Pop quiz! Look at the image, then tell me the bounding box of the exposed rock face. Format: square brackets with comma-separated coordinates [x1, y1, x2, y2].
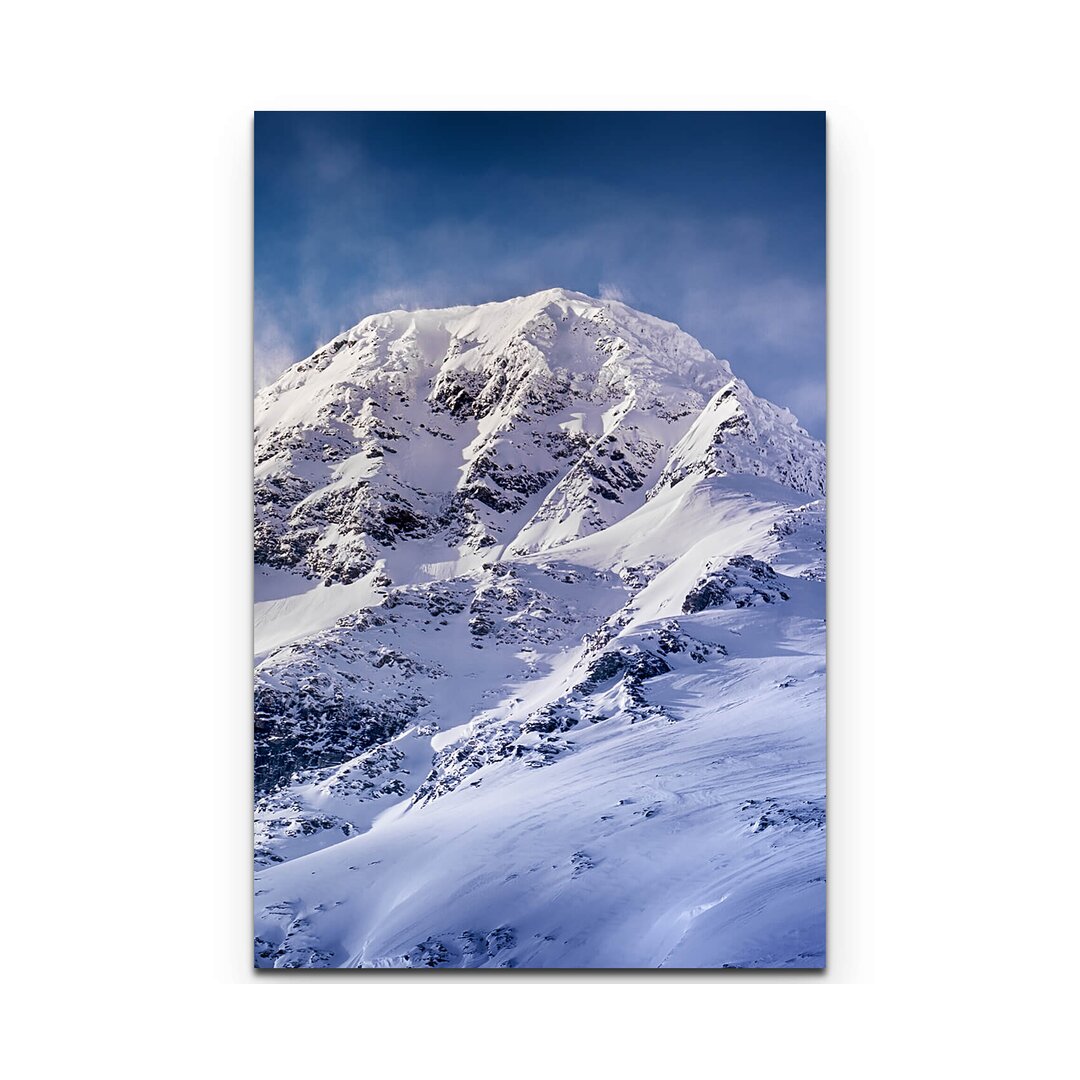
[682, 556, 791, 614]
[255, 288, 824, 585]
[253, 289, 826, 970]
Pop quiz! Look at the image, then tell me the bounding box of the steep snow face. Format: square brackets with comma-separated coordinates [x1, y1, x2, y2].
[253, 289, 826, 969]
[655, 379, 825, 499]
[255, 288, 823, 585]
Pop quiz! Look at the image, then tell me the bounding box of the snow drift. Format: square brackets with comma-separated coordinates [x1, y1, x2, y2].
[253, 288, 826, 969]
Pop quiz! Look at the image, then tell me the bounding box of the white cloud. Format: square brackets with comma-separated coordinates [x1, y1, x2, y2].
[254, 307, 302, 390]
[599, 282, 627, 302]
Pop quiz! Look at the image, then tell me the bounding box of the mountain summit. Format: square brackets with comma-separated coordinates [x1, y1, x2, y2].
[256, 288, 824, 587]
[254, 289, 826, 969]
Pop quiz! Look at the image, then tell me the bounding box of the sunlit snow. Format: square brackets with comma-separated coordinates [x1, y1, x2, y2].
[253, 288, 825, 969]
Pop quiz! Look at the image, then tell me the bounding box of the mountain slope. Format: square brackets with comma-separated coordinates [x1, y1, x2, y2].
[253, 288, 826, 969]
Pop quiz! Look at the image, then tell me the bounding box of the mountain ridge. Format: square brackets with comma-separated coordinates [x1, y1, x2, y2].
[255, 288, 823, 587]
[253, 288, 826, 969]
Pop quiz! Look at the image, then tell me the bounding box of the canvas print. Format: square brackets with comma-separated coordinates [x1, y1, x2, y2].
[254, 112, 826, 969]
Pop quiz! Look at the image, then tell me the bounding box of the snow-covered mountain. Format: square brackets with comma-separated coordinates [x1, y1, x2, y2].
[253, 288, 826, 969]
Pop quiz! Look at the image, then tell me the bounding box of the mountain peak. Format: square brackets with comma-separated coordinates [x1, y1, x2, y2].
[258, 288, 737, 420]
[255, 290, 823, 590]
[253, 288, 827, 968]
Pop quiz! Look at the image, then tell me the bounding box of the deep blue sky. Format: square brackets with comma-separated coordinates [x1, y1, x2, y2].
[255, 112, 825, 435]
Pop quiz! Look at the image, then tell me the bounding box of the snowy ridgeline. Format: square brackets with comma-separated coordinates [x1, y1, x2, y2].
[253, 288, 826, 969]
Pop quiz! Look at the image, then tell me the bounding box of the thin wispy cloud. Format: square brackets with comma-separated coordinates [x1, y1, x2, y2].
[255, 113, 825, 434]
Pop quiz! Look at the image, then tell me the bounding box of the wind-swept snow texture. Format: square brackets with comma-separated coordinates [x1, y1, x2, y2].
[254, 289, 825, 969]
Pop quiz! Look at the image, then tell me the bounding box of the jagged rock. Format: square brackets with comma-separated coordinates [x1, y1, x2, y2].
[252, 289, 826, 970]
[682, 556, 791, 614]
[577, 646, 670, 693]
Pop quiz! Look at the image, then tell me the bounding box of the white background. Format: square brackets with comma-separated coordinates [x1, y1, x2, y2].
[2, 0, 1077, 1073]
